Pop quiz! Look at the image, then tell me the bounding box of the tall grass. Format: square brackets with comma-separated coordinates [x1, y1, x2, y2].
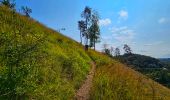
[1, 5, 170, 100]
[0, 6, 91, 99]
[88, 50, 170, 100]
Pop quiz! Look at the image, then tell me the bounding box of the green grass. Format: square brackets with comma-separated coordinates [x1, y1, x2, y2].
[88, 51, 170, 100]
[1, 5, 170, 100]
[0, 6, 91, 99]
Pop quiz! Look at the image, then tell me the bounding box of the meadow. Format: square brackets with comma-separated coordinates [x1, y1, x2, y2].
[1, 5, 170, 100]
[88, 51, 170, 100]
[0, 6, 91, 99]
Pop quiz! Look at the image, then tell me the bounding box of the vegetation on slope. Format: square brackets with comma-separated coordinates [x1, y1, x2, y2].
[88, 51, 170, 100]
[0, 6, 91, 99]
[160, 58, 170, 70]
[1, 5, 170, 100]
[115, 54, 170, 88]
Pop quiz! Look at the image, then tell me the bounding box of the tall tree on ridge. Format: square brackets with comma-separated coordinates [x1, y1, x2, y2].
[110, 46, 114, 55]
[21, 6, 32, 17]
[88, 11, 100, 50]
[115, 47, 120, 56]
[78, 20, 86, 44]
[123, 44, 132, 54]
[81, 6, 92, 50]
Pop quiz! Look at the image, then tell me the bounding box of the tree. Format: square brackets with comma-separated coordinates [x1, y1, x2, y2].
[78, 20, 86, 44]
[0, 0, 15, 9]
[102, 43, 111, 56]
[104, 48, 111, 56]
[21, 6, 32, 17]
[110, 46, 114, 55]
[81, 6, 92, 50]
[103, 43, 108, 50]
[123, 44, 132, 54]
[115, 48, 120, 56]
[79, 6, 100, 50]
[88, 11, 100, 50]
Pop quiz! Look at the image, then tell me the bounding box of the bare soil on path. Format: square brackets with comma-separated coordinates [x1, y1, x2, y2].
[75, 62, 96, 100]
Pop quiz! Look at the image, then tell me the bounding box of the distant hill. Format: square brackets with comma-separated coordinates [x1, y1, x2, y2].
[115, 54, 170, 88]
[117, 54, 164, 69]
[159, 58, 170, 70]
[159, 58, 170, 63]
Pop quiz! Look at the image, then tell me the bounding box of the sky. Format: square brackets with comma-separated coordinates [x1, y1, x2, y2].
[15, 0, 170, 58]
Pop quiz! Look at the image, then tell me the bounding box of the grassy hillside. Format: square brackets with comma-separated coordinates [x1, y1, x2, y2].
[0, 6, 91, 99]
[1, 5, 170, 100]
[88, 51, 170, 100]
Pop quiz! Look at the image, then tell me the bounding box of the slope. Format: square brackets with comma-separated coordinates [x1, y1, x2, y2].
[1, 5, 170, 100]
[0, 6, 91, 99]
[88, 51, 170, 100]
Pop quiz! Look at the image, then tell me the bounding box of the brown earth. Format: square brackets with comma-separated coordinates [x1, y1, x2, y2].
[75, 62, 96, 100]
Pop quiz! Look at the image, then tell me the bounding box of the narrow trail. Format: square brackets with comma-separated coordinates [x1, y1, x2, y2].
[75, 62, 96, 100]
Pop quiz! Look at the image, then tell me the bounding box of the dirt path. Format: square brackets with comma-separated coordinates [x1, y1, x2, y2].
[75, 62, 96, 100]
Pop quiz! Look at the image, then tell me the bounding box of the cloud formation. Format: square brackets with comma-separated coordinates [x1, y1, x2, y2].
[139, 50, 148, 53]
[110, 26, 135, 43]
[158, 17, 169, 24]
[144, 44, 153, 46]
[144, 41, 164, 47]
[99, 18, 111, 26]
[118, 10, 128, 20]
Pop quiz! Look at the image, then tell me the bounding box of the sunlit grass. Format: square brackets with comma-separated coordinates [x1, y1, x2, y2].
[1, 5, 170, 100]
[88, 50, 170, 100]
[0, 6, 91, 99]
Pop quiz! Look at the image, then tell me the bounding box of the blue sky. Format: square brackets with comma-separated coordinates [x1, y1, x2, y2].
[15, 0, 170, 58]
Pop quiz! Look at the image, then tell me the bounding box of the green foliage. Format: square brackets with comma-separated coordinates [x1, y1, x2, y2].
[0, 0, 15, 9]
[160, 58, 170, 70]
[103, 48, 112, 57]
[115, 53, 170, 88]
[21, 6, 32, 17]
[79, 6, 100, 49]
[88, 11, 100, 49]
[123, 44, 132, 54]
[78, 20, 86, 44]
[80, 6, 92, 46]
[0, 6, 91, 99]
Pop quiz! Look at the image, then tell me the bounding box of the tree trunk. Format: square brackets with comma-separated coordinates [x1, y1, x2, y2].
[85, 45, 88, 51]
[80, 31, 82, 44]
[84, 36, 88, 51]
[94, 39, 95, 50]
[86, 19, 88, 46]
[85, 18, 88, 50]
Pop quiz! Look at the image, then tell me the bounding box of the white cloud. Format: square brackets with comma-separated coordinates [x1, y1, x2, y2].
[102, 36, 112, 40]
[144, 44, 153, 46]
[158, 17, 169, 24]
[99, 18, 111, 26]
[144, 41, 164, 47]
[139, 50, 148, 53]
[118, 10, 128, 20]
[110, 26, 135, 43]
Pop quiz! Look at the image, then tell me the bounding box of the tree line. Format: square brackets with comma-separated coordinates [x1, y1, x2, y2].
[103, 44, 132, 57]
[0, 0, 32, 17]
[78, 6, 100, 50]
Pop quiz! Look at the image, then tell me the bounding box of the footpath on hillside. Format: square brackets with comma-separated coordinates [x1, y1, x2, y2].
[75, 62, 96, 100]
